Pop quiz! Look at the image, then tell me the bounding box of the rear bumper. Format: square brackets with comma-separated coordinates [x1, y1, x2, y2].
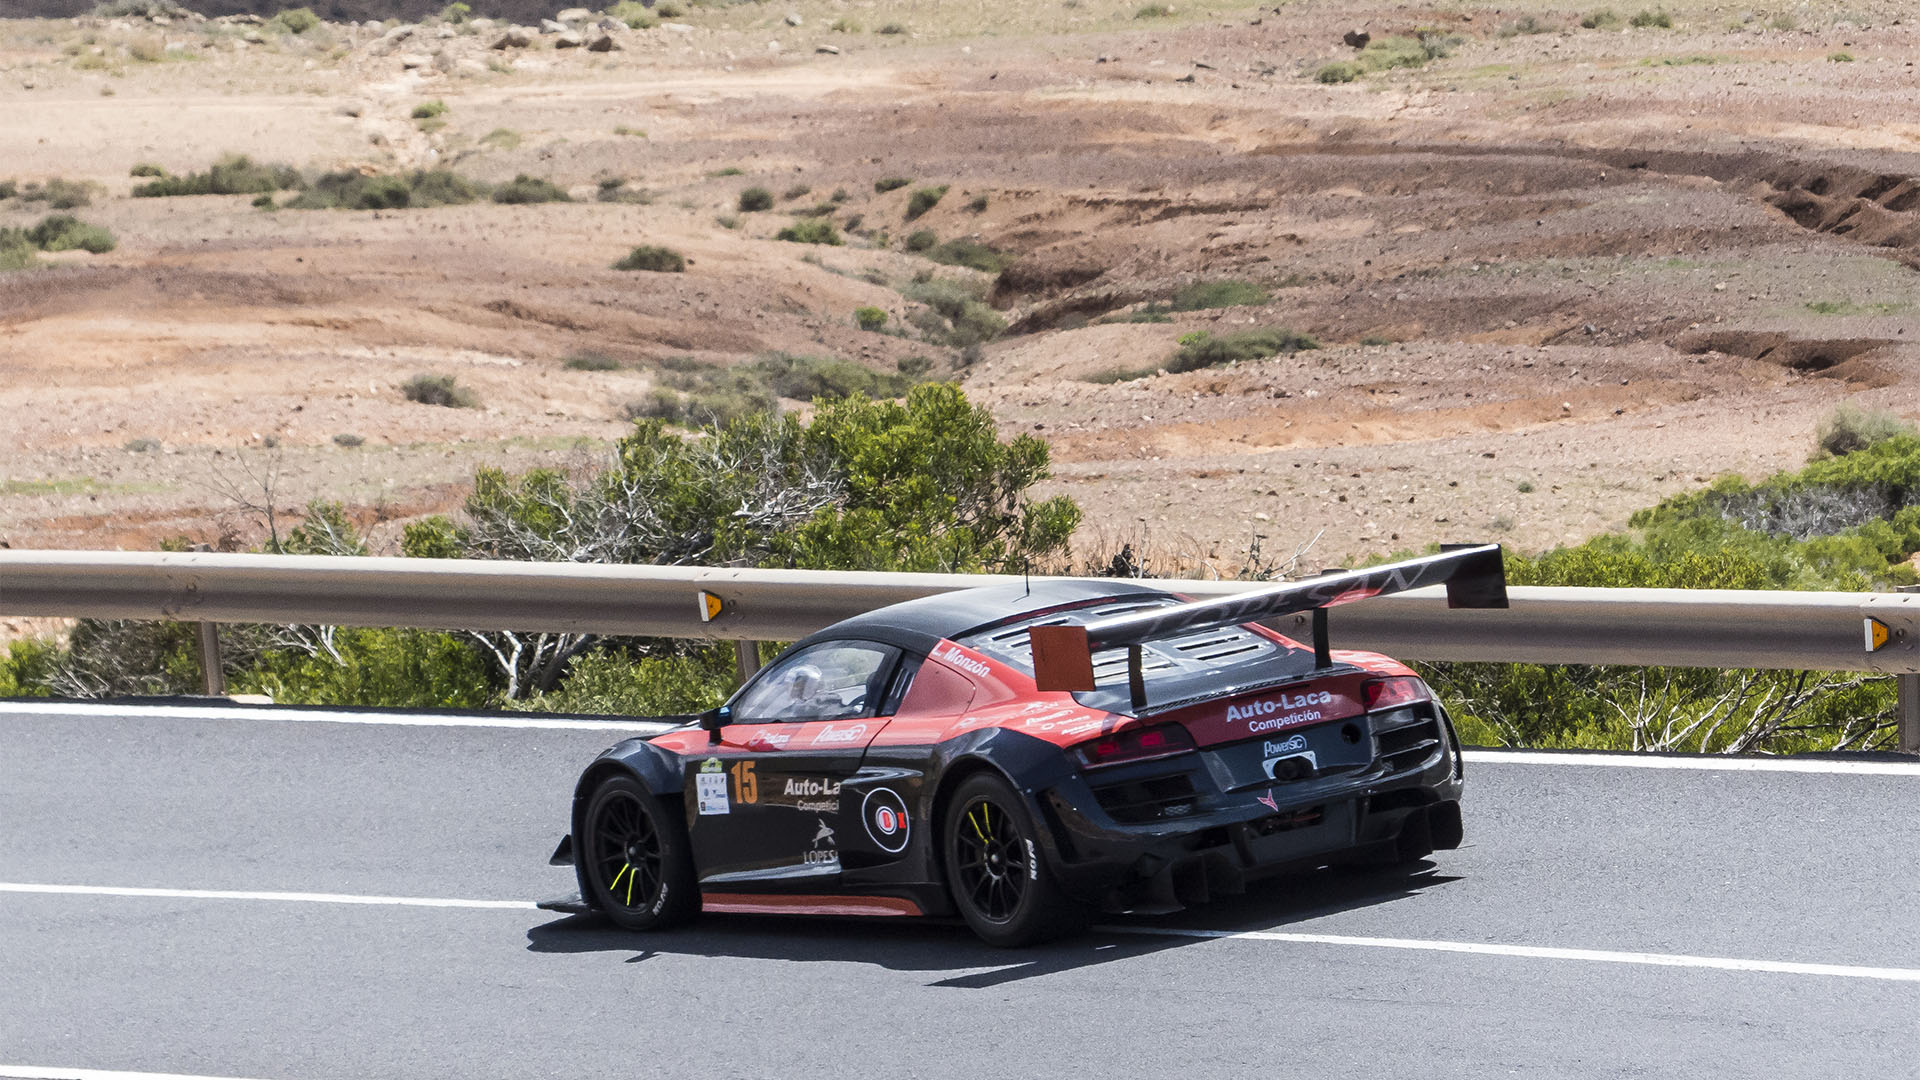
[1035, 734, 1463, 914]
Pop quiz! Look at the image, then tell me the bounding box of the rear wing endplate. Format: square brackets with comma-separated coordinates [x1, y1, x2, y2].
[1030, 543, 1507, 706]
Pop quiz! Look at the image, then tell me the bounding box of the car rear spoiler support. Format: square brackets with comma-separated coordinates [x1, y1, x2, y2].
[1030, 543, 1508, 709]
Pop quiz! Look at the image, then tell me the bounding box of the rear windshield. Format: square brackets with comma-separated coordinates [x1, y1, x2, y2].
[956, 594, 1318, 708]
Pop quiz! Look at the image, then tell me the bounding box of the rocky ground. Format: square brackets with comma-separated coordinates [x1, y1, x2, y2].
[5, 0, 1920, 606]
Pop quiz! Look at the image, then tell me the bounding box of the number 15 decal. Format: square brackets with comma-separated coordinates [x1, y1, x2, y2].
[730, 760, 758, 804]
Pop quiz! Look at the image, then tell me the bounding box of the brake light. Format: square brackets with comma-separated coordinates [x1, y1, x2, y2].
[1070, 723, 1196, 769]
[1363, 676, 1430, 711]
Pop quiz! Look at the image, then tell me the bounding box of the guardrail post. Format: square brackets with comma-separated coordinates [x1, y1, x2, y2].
[1901, 675, 1920, 754]
[194, 622, 225, 696]
[734, 640, 762, 685]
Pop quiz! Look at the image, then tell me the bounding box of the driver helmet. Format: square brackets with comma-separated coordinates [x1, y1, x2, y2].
[787, 664, 822, 701]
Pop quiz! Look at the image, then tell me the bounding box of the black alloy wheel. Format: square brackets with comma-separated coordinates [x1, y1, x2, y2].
[942, 772, 1086, 947]
[579, 773, 697, 931]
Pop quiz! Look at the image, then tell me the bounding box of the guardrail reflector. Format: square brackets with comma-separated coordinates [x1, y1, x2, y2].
[698, 590, 724, 623]
[1867, 616, 1891, 652]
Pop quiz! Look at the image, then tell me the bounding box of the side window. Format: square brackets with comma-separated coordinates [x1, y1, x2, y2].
[877, 654, 925, 717]
[732, 641, 902, 723]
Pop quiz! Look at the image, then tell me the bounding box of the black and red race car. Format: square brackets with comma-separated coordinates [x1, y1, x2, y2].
[541, 544, 1506, 946]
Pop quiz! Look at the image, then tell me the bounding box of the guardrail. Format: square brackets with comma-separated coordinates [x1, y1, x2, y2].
[4, 550, 1919, 750]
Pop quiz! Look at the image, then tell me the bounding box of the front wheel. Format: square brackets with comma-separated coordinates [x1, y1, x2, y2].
[942, 772, 1086, 947]
[578, 773, 698, 931]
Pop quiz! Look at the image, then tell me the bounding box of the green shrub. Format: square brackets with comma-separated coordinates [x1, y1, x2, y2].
[332, 433, 365, 447]
[27, 214, 115, 253]
[239, 627, 492, 708]
[792, 201, 838, 218]
[411, 99, 448, 119]
[1498, 14, 1555, 35]
[926, 237, 1011, 273]
[903, 278, 1004, 347]
[905, 184, 948, 220]
[1168, 327, 1318, 372]
[1814, 404, 1914, 458]
[128, 163, 165, 178]
[1580, 8, 1621, 27]
[409, 169, 482, 206]
[716, 214, 741, 229]
[776, 219, 843, 245]
[874, 176, 913, 193]
[1315, 61, 1360, 83]
[1630, 8, 1672, 27]
[0, 233, 37, 272]
[1134, 2, 1172, 15]
[876, 22, 906, 34]
[504, 648, 736, 716]
[564, 351, 621, 371]
[1828, 51, 1855, 62]
[967, 194, 989, 213]
[783, 184, 811, 200]
[480, 128, 522, 149]
[0, 180, 16, 200]
[738, 186, 774, 211]
[708, 166, 745, 178]
[0, 637, 61, 697]
[855, 306, 889, 331]
[401, 373, 478, 408]
[269, 6, 321, 33]
[440, 1, 472, 22]
[613, 245, 687, 272]
[898, 355, 934, 377]
[252, 194, 276, 209]
[751, 352, 912, 401]
[491, 174, 571, 204]
[606, 0, 656, 28]
[904, 229, 938, 252]
[1169, 279, 1269, 311]
[21, 178, 96, 209]
[132, 154, 302, 197]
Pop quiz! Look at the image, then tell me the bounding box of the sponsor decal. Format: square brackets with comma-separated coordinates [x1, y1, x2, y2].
[1262, 733, 1318, 777]
[862, 787, 911, 854]
[747, 731, 792, 752]
[729, 760, 759, 803]
[1227, 691, 1333, 724]
[937, 645, 993, 678]
[813, 723, 868, 746]
[699, 757, 723, 773]
[1255, 789, 1279, 813]
[1249, 710, 1321, 734]
[695, 767, 730, 816]
[1024, 837, 1038, 881]
[795, 798, 838, 813]
[1059, 720, 1105, 738]
[784, 777, 843, 797]
[651, 882, 669, 915]
[804, 817, 839, 866]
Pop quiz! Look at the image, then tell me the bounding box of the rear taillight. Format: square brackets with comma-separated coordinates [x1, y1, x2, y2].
[1070, 723, 1196, 769]
[1363, 676, 1430, 711]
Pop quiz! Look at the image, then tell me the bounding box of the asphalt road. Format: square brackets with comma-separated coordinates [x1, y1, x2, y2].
[3, 701, 1918, 1080]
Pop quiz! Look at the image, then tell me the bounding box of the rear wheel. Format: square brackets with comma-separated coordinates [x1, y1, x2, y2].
[942, 772, 1085, 947]
[578, 773, 698, 931]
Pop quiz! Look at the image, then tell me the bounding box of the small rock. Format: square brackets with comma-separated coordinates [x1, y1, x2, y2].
[1096, 54, 1112, 62]
[242, 29, 266, 43]
[469, 18, 493, 29]
[1253, 512, 1271, 522]
[815, 43, 839, 53]
[381, 23, 415, 41]
[540, 18, 567, 33]
[398, 51, 434, 68]
[362, 20, 381, 29]
[555, 7, 593, 22]
[785, 10, 803, 25]
[1343, 28, 1370, 47]
[587, 32, 618, 50]
[596, 17, 623, 30]
[662, 22, 693, 33]
[1175, 72, 1195, 82]
[435, 25, 455, 38]
[766, 39, 781, 50]
[491, 28, 531, 47]
[554, 30, 584, 47]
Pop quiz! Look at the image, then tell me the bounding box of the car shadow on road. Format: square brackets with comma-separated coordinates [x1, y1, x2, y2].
[525, 861, 1458, 988]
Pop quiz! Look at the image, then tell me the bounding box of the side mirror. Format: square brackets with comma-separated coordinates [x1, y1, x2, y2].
[699, 705, 731, 744]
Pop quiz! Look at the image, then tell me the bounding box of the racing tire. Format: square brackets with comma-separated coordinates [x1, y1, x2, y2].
[578, 773, 698, 931]
[941, 772, 1086, 948]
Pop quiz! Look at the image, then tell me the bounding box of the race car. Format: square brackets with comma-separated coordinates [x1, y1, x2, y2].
[540, 544, 1506, 946]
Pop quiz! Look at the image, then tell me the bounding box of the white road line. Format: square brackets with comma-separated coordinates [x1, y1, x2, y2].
[1463, 749, 1920, 776]
[0, 1060, 278, 1068]
[0, 700, 671, 734]
[8, 880, 1918, 984]
[1, 701, 1914, 774]
[1097, 925, 1920, 983]
[0, 882, 536, 910]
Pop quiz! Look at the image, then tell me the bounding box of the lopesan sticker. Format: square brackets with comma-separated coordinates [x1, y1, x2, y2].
[804, 817, 839, 866]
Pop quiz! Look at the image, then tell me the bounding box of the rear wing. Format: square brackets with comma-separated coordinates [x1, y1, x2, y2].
[1030, 543, 1507, 708]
